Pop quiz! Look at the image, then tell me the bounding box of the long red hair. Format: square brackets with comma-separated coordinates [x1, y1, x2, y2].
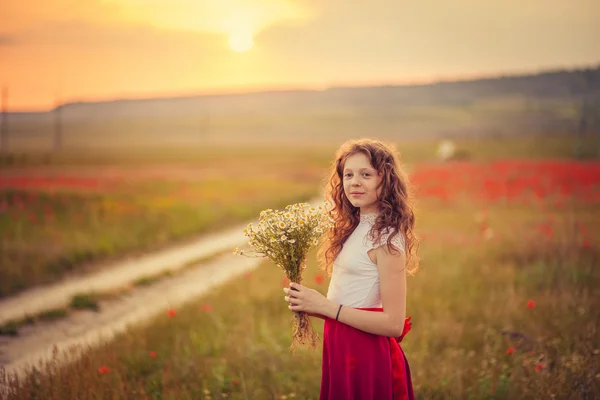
[319, 138, 420, 275]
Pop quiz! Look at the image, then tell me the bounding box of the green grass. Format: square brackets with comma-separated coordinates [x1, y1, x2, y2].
[2, 194, 599, 399]
[69, 293, 100, 311]
[1, 134, 599, 397]
[0, 149, 327, 298]
[37, 308, 69, 321]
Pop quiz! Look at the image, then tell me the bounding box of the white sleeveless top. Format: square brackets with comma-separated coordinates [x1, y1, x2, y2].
[326, 213, 405, 308]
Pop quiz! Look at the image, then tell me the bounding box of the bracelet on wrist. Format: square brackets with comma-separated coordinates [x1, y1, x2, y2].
[335, 304, 342, 321]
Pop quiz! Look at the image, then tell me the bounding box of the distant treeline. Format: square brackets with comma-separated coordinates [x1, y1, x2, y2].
[2, 66, 599, 149]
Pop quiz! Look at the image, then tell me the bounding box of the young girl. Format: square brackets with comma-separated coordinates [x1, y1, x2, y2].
[283, 138, 418, 400]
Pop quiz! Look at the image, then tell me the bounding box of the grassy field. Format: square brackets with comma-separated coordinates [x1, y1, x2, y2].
[2, 134, 597, 298]
[0, 148, 331, 298]
[1, 134, 599, 399]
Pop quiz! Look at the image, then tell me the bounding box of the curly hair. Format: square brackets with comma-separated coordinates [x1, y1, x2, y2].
[319, 138, 420, 275]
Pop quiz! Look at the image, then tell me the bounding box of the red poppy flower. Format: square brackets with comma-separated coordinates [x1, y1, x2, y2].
[202, 304, 213, 312]
[314, 274, 325, 285]
[232, 379, 240, 386]
[149, 351, 157, 358]
[281, 276, 290, 287]
[506, 347, 515, 355]
[527, 300, 535, 309]
[167, 308, 177, 317]
[98, 365, 110, 374]
[535, 363, 545, 372]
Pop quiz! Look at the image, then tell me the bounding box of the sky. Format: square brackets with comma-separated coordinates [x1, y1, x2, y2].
[1, 0, 599, 110]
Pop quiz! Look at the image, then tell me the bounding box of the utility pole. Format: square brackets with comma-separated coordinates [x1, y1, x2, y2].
[575, 68, 600, 158]
[1, 85, 7, 153]
[53, 93, 62, 152]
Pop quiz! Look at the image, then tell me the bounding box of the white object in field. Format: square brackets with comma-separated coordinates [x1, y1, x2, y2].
[437, 139, 456, 161]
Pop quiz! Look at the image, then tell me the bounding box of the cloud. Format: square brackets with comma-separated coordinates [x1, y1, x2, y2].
[0, 35, 17, 46]
[5, 21, 225, 53]
[0, 0, 315, 40]
[113, 0, 314, 35]
[255, 0, 600, 81]
[0, 0, 121, 32]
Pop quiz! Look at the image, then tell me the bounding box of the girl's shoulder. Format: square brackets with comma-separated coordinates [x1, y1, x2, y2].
[366, 226, 405, 253]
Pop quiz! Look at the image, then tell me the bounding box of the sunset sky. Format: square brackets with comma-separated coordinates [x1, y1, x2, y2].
[1, 0, 599, 110]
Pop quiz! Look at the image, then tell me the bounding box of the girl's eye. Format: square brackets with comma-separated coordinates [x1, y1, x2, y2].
[344, 173, 352, 178]
[362, 173, 370, 177]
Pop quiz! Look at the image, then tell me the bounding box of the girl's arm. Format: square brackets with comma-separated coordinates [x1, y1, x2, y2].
[317, 245, 407, 337]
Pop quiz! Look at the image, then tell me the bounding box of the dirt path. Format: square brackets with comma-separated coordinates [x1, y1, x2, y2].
[0, 196, 325, 381]
[0, 222, 248, 326]
[0, 252, 262, 380]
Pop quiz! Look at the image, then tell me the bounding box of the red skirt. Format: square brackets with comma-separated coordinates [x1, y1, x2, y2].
[320, 308, 414, 400]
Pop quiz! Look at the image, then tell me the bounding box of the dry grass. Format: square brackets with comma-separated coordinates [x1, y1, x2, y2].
[2, 195, 598, 399]
[0, 149, 329, 297]
[1, 135, 599, 398]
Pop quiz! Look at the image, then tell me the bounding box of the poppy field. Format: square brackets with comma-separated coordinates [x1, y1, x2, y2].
[0, 149, 330, 298]
[1, 136, 599, 399]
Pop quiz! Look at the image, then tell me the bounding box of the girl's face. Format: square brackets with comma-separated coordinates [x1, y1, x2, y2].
[342, 152, 382, 214]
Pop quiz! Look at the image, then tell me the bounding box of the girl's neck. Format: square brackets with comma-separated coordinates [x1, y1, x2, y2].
[359, 210, 379, 224]
[359, 207, 379, 216]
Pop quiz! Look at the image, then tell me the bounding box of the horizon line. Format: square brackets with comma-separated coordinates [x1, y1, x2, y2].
[4, 62, 599, 113]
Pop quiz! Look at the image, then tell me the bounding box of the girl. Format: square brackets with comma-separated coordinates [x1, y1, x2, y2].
[283, 138, 418, 400]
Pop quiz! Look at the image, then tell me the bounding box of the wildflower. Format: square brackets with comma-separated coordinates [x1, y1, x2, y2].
[527, 299, 535, 309]
[482, 227, 494, 240]
[233, 247, 238, 254]
[167, 308, 177, 317]
[535, 363, 545, 372]
[202, 304, 213, 312]
[506, 347, 515, 355]
[314, 274, 324, 285]
[149, 351, 157, 358]
[237, 202, 334, 348]
[98, 365, 111, 374]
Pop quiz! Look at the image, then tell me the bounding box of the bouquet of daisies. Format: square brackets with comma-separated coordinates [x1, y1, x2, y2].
[236, 202, 333, 350]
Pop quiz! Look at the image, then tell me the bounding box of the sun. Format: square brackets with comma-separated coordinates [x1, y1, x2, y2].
[228, 32, 254, 53]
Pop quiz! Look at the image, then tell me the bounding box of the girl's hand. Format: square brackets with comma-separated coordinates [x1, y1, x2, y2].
[283, 282, 331, 319]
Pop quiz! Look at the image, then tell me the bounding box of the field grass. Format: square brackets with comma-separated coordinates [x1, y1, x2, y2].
[0, 149, 330, 298]
[2, 95, 588, 151]
[1, 133, 599, 398]
[1, 195, 598, 399]
[1, 133, 598, 297]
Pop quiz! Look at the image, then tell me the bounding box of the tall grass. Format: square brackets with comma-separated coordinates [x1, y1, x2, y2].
[0, 150, 328, 297]
[2, 197, 598, 399]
